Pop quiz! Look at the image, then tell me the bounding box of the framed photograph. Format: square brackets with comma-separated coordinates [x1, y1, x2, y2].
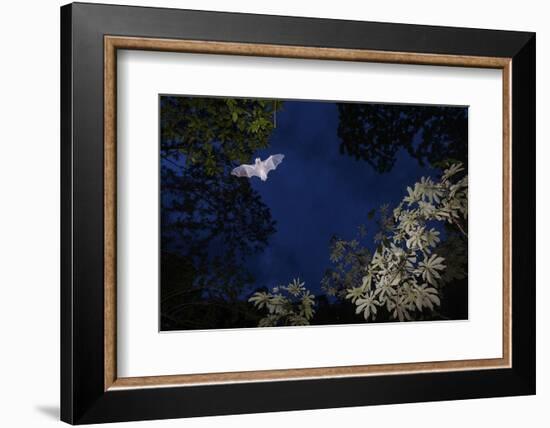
[60, 2, 535, 424]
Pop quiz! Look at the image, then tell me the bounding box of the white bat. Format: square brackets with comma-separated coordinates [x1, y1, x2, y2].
[231, 154, 285, 181]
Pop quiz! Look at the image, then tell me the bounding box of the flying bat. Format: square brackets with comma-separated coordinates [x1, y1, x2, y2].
[231, 154, 285, 182]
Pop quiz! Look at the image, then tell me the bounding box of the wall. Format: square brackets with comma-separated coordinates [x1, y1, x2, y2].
[0, 0, 545, 426]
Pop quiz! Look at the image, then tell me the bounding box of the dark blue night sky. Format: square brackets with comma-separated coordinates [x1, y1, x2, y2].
[244, 101, 434, 295]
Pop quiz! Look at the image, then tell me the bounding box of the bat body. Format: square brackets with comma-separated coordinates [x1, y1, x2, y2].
[231, 154, 285, 181]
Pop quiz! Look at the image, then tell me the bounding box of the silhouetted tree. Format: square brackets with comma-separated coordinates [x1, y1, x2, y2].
[160, 96, 280, 330]
[337, 103, 467, 173]
[161, 96, 281, 175]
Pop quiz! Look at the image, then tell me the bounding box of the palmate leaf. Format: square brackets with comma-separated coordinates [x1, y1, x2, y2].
[267, 294, 288, 314]
[346, 286, 364, 304]
[386, 296, 413, 322]
[258, 314, 278, 327]
[403, 186, 419, 205]
[443, 163, 464, 180]
[286, 277, 305, 296]
[248, 291, 271, 310]
[417, 177, 444, 204]
[300, 291, 316, 319]
[374, 280, 396, 303]
[418, 254, 446, 286]
[287, 314, 310, 326]
[424, 228, 441, 248]
[355, 293, 379, 321]
[412, 284, 441, 311]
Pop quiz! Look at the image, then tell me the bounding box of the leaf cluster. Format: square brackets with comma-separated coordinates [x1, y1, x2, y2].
[321, 226, 370, 300]
[337, 104, 467, 173]
[161, 97, 281, 176]
[347, 163, 468, 322]
[249, 278, 316, 327]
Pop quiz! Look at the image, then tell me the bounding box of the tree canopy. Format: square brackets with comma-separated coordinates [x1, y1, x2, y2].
[161, 96, 281, 175]
[160, 96, 280, 330]
[337, 103, 468, 173]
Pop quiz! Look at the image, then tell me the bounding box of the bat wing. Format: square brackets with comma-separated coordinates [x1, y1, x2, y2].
[231, 164, 258, 178]
[264, 154, 285, 173]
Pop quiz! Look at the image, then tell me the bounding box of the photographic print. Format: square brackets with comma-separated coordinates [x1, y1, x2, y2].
[160, 95, 468, 331]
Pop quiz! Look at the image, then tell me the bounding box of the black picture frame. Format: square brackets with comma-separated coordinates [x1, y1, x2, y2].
[61, 2, 535, 424]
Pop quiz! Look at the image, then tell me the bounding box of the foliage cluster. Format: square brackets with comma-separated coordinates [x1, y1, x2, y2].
[160, 97, 281, 330]
[161, 97, 281, 176]
[249, 278, 316, 326]
[345, 163, 468, 321]
[337, 104, 467, 173]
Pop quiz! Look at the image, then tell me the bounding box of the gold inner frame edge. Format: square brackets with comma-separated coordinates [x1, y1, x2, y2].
[104, 35, 512, 391]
